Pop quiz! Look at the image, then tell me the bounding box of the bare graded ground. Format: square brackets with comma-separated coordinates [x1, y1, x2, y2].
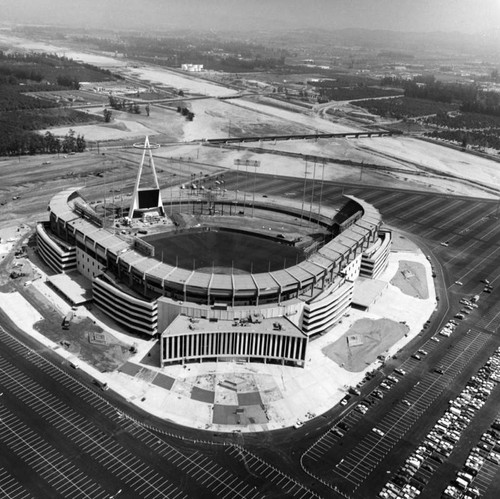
[322, 318, 409, 372]
[390, 260, 429, 299]
[390, 232, 421, 252]
[0, 146, 229, 230]
[0, 245, 132, 373]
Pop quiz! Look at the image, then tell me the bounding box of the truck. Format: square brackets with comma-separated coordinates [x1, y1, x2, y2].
[62, 311, 74, 329]
[471, 294, 480, 303]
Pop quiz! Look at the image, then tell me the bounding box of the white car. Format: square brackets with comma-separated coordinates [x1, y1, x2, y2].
[455, 281, 463, 286]
[373, 428, 385, 436]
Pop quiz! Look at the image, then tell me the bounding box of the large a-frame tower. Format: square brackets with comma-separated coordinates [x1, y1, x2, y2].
[128, 136, 165, 218]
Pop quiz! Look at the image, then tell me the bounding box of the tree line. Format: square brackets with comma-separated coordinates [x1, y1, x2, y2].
[380, 74, 500, 116]
[108, 96, 141, 114]
[0, 129, 85, 157]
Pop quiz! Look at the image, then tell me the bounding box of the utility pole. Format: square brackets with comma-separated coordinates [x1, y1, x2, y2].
[170, 175, 173, 216]
[252, 162, 259, 217]
[318, 160, 325, 225]
[234, 159, 260, 215]
[309, 158, 317, 221]
[300, 158, 309, 224]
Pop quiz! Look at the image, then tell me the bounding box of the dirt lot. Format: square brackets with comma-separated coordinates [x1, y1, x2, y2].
[322, 317, 409, 372]
[390, 260, 429, 299]
[0, 228, 132, 372]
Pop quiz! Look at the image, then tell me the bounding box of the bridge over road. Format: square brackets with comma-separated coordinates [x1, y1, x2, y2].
[200, 130, 403, 145]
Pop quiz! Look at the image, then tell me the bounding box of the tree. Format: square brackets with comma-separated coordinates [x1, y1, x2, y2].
[103, 109, 112, 123]
[76, 134, 86, 152]
[56, 75, 80, 89]
[44, 131, 60, 153]
[62, 129, 76, 153]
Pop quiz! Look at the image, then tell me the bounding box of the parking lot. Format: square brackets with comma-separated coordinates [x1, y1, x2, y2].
[0, 325, 301, 498]
[221, 172, 500, 497]
[379, 345, 500, 499]
[225, 446, 318, 499]
[0, 467, 32, 499]
[302, 330, 491, 492]
[0, 404, 109, 499]
[0, 352, 186, 499]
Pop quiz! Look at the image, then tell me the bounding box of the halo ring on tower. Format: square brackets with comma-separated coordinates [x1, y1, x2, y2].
[132, 141, 160, 150]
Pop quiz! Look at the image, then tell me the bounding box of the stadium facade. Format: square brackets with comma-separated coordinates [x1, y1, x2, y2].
[37, 186, 391, 368]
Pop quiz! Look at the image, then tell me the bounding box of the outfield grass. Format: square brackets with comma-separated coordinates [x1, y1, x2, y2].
[144, 229, 304, 273]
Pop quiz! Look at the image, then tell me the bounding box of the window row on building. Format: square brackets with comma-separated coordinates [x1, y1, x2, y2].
[302, 279, 355, 336]
[92, 275, 158, 335]
[36, 223, 77, 273]
[360, 230, 392, 279]
[161, 329, 307, 366]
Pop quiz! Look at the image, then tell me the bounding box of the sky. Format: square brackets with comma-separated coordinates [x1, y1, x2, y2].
[0, 0, 498, 34]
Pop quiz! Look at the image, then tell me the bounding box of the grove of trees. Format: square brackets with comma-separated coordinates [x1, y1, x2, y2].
[108, 96, 141, 114]
[176, 105, 194, 121]
[0, 129, 86, 157]
[380, 75, 500, 116]
[0, 51, 118, 157]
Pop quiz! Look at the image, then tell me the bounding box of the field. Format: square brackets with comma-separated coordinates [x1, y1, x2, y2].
[143, 229, 304, 273]
[354, 96, 457, 118]
[24, 89, 110, 106]
[0, 107, 102, 131]
[314, 85, 403, 102]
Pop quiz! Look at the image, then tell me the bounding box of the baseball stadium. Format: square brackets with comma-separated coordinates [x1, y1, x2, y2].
[36, 139, 392, 370]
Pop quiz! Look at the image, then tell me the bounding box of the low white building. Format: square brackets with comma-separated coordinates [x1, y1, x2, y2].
[181, 64, 204, 72]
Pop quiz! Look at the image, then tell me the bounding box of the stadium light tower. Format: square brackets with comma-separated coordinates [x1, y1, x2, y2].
[317, 159, 326, 225]
[309, 158, 317, 221]
[234, 159, 260, 214]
